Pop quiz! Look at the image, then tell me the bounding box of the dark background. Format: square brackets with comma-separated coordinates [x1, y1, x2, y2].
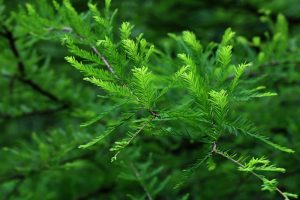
[1, 0, 300, 199]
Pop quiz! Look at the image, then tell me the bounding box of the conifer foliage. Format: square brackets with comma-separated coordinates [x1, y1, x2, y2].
[0, 0, 299, 199]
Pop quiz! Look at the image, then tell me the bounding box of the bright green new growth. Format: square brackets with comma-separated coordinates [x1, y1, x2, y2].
[132, 66, 157, 109]
[1, 0, 298, 199]
[217, 45, 232, 67]
[53, 1, 295, 198]
[182, 31, 202, 53]
[239, 157, 285, 173]
[209, 89, 228, 122]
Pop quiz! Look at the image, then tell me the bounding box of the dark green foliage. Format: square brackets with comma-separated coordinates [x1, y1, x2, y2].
[0, 0, 300, 199]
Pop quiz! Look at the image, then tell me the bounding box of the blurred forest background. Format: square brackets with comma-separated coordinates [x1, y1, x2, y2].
[0, 0, 300, 199]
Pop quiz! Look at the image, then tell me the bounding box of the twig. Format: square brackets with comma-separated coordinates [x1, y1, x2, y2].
[2, 73, 63, 103]
[129, 162, 153, 200]
[0, 104, 69, 121]
[128, 120, 151, 144]
[1, 27, 25, 76]
[18, 77, 62, 102]
[1, 28, 67, 104]
[91, 45, 116, 76]
[47, 26, 117, 77]
[212, 142, 290, 200]
[112, 117, 153, 161]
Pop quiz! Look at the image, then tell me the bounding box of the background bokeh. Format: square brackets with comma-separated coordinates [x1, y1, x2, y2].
[0, 0, 299, 199]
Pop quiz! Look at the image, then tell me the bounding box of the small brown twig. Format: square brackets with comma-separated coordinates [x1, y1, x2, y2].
[91, 45, 116, 76]
[212, 142, 290, 200]
[129, 162, 153, 200]
[47, 26, 117, 77]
